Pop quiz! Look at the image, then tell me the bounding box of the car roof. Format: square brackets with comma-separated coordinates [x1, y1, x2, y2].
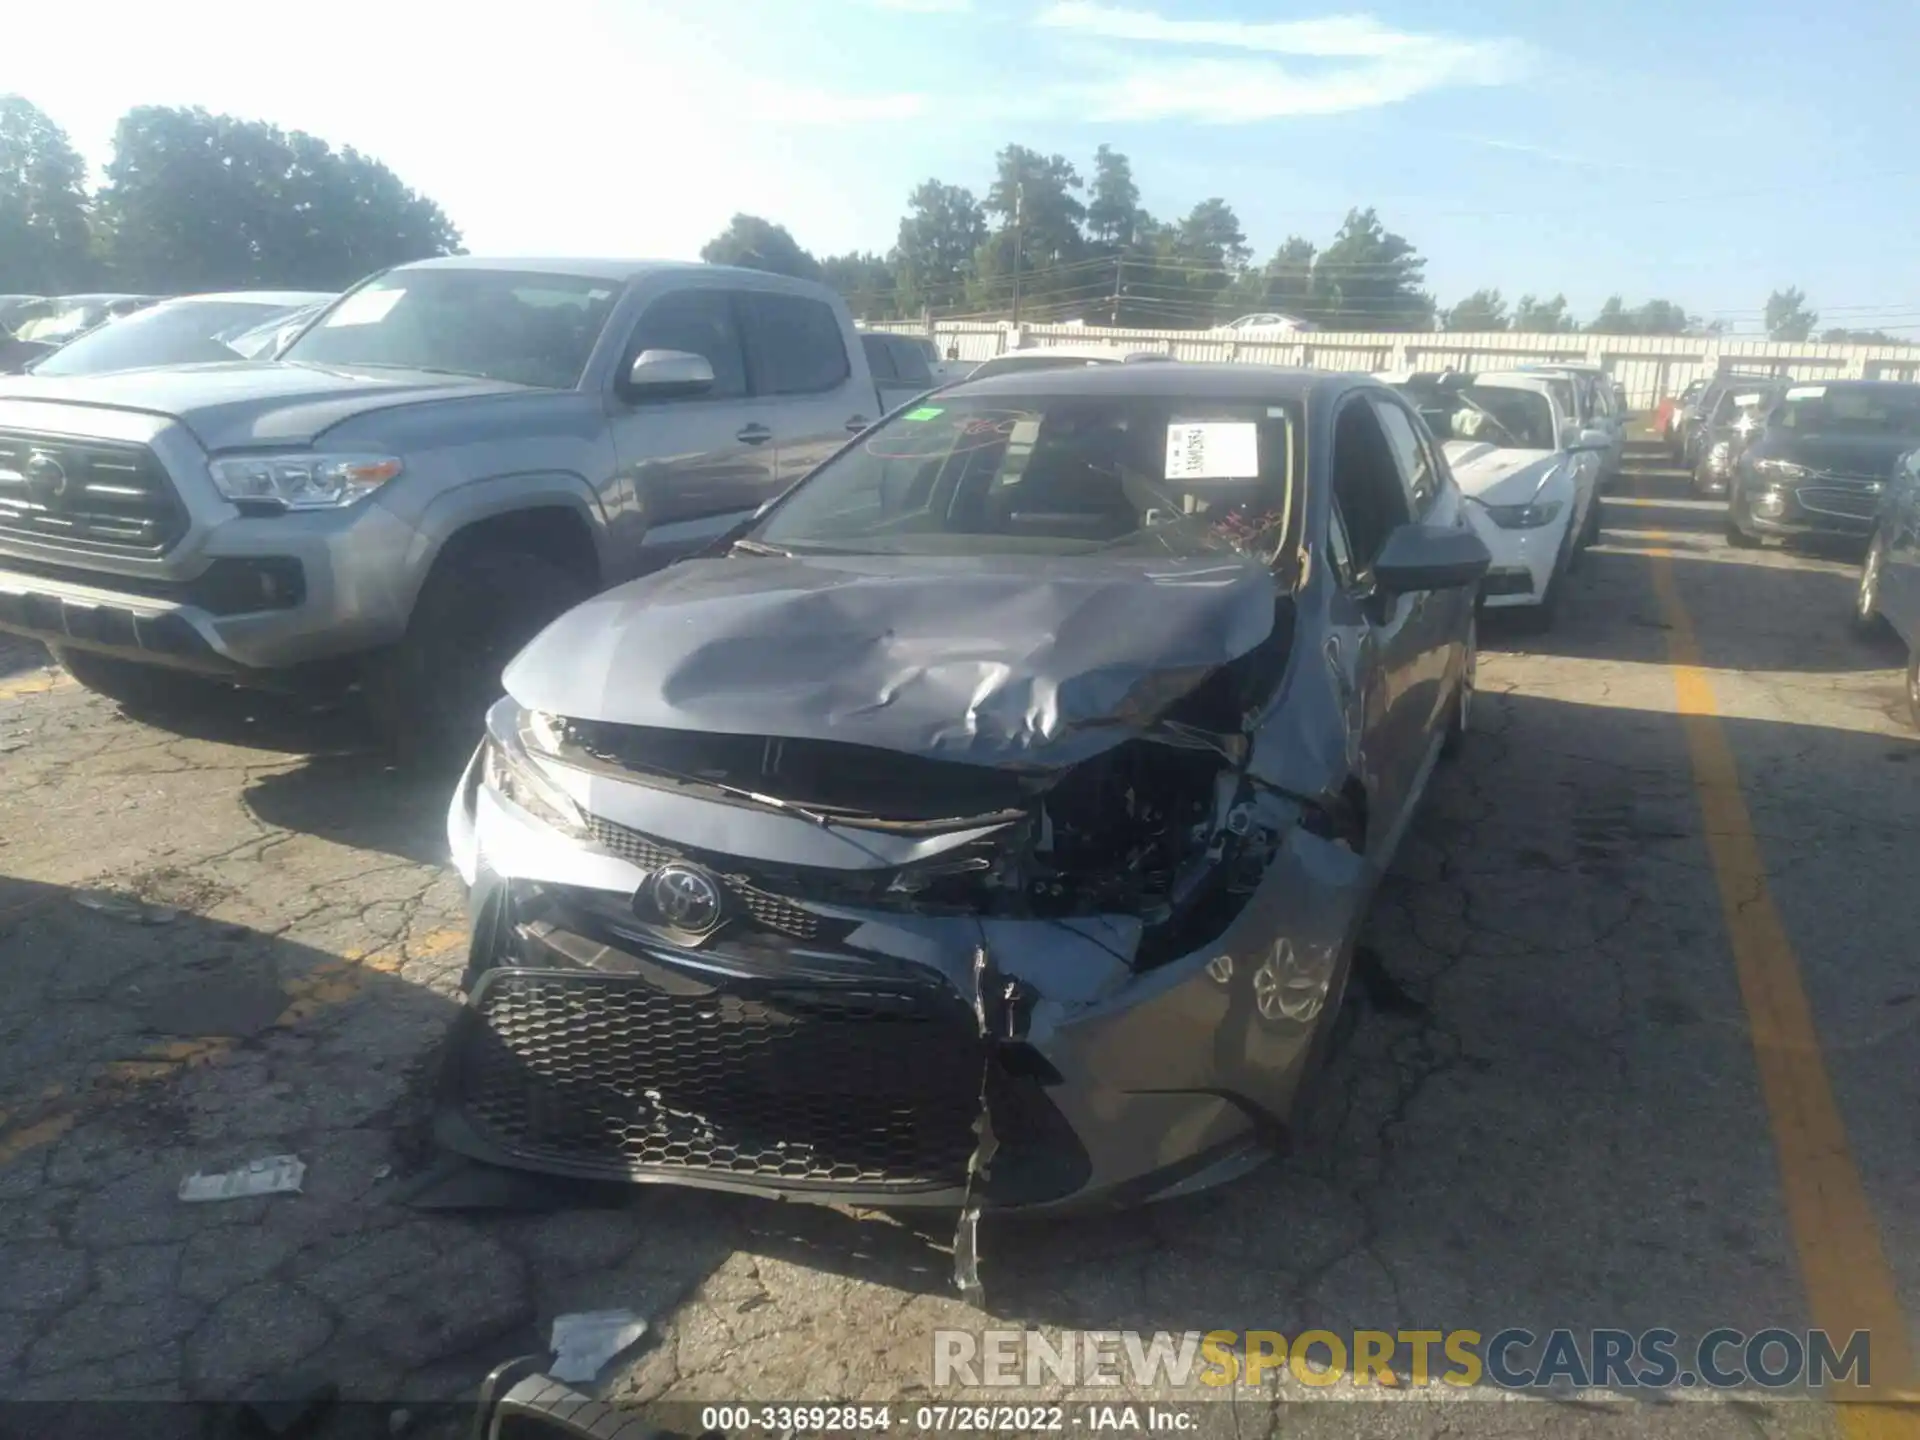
[950, 361, 1343, 403]
[155, 291, 337, 309]
[1469, 372, 1559, 395]
[988, 343, 1171, 361]
[390, 255, 790, 287]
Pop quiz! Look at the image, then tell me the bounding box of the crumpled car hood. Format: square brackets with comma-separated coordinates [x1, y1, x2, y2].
[1442, 441, 1562, 504]
[504, 550, 1282, 768]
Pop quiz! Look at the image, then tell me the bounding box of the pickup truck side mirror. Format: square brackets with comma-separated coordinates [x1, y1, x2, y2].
[624, 348, 714, 399]
[1372, 522, 1492, 596]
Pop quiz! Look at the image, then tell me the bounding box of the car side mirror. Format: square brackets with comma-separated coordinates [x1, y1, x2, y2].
[624, 348, 713, 398]
[1372, 523, 1491, 595]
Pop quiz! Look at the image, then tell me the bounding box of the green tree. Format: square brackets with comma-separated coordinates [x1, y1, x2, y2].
[1240, 237, 1317, 320]
[1312, 208, 1432, 331]
[974, 145, 1086, 316]
[1512, 293, 1577, 332]
[1085, 144, 1141, 251]
[1820, 327, 1903, 344]
[1166, 198, 1249, 324]
[1587, 296, 1693, 336]
[98, 107, 459, 291]
[1443, 289, 1509, 331]
[1764, 286, 1818, 341]
[819, 251, 897, 320]
[0, 95, 94, 293]
[892, 180, 984, 314]
[701, 214, 819, 279]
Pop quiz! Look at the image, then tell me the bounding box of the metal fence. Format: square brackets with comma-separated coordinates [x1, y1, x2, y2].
[876, 321, 1920, 411]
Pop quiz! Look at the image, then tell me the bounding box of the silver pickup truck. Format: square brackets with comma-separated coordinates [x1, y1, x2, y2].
[0, 257, 889, 752]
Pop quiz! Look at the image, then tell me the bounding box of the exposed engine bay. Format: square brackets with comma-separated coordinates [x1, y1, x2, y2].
[558, 718, 1283, 966]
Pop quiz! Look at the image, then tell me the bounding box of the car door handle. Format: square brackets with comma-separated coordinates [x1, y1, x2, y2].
[846, 415, 872, 433]
[736, 424, 773, 446]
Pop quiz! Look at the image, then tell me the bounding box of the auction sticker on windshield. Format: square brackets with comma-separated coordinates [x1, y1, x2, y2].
[1166, 422, 1259, 480]
[1785, 385, 1827, 400]
[902, 406, 944, 421]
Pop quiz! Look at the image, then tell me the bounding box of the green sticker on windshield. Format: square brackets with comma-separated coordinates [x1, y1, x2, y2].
[902, 406, 945, 421]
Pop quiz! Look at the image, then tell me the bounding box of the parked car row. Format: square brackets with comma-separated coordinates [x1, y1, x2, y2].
[0, 290, 333, 377]
[1651, 370, 1920, 727]
[0, 255, 1502, 1218]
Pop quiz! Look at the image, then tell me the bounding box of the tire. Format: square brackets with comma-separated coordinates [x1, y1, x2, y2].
[1724, 511, 1764, 549]
[1441, 614, 1475, 758]
[1852, 531, 1890, 637]
[366, 544, 588, 766]
[1580, 492, 1603, 550]
[1908, 649, 1920, 732]
[53, 647, 229, 716]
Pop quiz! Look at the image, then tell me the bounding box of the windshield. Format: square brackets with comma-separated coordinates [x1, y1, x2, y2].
[1770, 384, 1920, 438]
[30, 300, 297, 377]
[1400, 383, 1555, 449]
[752, 391, 1298, 561]
[282, 269, 621, 387]
[11, 302, 108, 345]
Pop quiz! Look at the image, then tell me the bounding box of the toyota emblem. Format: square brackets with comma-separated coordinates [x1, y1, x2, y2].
[22, 450, 68, 507]
[650, 863, 724, 934]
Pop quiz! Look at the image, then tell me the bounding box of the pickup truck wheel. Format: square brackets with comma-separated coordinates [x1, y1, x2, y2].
[52, 647, 227, 716]
[1852, 532, 1889, 637]
[370, 545, 588, 766]
[1908, 649, 1920, 732]
[1724, 513, 1764, 549]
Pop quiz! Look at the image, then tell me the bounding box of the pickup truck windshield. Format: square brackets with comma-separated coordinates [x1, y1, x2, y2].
[282, 270, 621, 388]
[754, 392, 1298, 561]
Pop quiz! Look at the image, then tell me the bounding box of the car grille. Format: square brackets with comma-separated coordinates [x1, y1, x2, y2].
[0, 431, 187, 556]
[584, 814, 821, 940]
[453, 968, 986, 1188]
[1797, 484, 1880, 520]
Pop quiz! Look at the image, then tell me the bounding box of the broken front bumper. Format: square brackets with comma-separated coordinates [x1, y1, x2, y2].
[442, 745, 1374, 1213]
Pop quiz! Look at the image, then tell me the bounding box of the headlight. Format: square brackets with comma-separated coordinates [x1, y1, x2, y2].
[209, 453, 403, 510]
[1752, 458, 1811, 481]
[1480, 500, 1565, 530]
[480, 697, 586, 838]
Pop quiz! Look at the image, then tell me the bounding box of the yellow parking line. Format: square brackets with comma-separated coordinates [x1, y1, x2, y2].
[0, 669, 71, 701]
[1644, 531, 1918, 1430]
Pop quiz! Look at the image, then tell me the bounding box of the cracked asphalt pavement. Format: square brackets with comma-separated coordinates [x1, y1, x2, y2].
[1, 443, 1914, 1437]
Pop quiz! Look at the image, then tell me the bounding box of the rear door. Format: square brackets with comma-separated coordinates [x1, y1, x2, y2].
[1369, 393, 1466, 743]
[738, 289, 876, 487]
[606, 284, 776, 576]
[1328, 392, 1422, 855]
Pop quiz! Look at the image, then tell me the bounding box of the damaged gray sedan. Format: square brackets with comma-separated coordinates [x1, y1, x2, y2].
[442, 364, 1491, 1214]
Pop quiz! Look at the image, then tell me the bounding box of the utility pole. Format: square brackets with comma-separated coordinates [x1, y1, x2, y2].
[1110, 253, 1124, 327]
[1010, 181, 1024, 326]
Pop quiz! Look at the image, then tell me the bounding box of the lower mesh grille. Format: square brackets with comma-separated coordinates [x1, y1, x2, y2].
[453, 969, 985, 1188]
[584, 815, 820, 940]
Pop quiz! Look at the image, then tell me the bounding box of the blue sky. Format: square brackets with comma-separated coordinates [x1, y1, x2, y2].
[16, 0, 1920, 332]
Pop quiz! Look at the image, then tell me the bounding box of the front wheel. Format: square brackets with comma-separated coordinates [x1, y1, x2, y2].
[1907, 649, 1920, 732]
[1724, 511, 1764, 549]
[366, 545, 588, 767]
[1852, 532, 1889, 637]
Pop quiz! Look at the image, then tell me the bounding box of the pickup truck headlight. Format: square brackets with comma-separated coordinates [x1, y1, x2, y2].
[1480, 499, 1564, 530]
[480, 698, 586, 838]
[209, 453, 403, 510]
[1751, 458, 1811, 481]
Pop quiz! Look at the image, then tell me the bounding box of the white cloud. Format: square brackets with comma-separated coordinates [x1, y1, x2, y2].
[870, 0, 973, 11]
[1031, 2, 1531, 122]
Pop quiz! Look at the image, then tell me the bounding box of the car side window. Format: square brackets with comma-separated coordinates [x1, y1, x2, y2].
[740, 292, 852, 397]
[890, 336, 933, 387]
[1368, 396, 1438, 518]
[621, 288, 747, 401]
[1331, 395, 1415, 576]
[860, 332, 897, 381]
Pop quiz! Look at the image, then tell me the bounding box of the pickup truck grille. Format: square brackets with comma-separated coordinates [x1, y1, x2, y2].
[0, 431, 187, 556]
